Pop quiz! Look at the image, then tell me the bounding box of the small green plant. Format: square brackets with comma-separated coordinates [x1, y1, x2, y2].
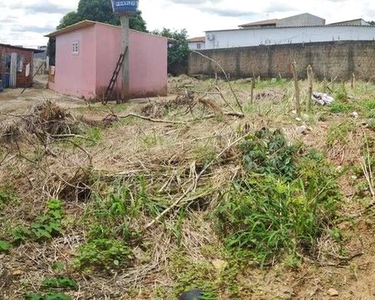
[41, 276, 78, 290]
[76, 238, 132, 270]
[327, 120, 355, 147]
[25, 292, 72, 300]
[12, 199, 64, 244]
[367, 118, 375, 131]
[171, 254, 217, 299]
[0, 240, 11, 252]
[0, 185, 16, 210]
[51, 262, 65, 271]
[330, 102, 350, 114]
[334, 85, 348, 102]
[364, 99, 375, 110]
[85, 127, 102, 146]
[239, 128, 297, 180]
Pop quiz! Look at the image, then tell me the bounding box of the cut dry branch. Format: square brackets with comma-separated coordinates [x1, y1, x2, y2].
[145, 131, 250, 230]
[116, 113, 186, 125]
[192, 50, 244, 114]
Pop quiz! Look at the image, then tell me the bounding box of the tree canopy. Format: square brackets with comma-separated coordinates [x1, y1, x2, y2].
[57, 0, 147, 32]
[153, 28, 190, 74]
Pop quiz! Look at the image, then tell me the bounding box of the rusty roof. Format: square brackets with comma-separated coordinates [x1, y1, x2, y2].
[0, 43, 44, 53]
[188, 37, 205, 43]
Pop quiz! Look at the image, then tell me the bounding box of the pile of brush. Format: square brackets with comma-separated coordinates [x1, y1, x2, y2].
[0, 101, 83, 143]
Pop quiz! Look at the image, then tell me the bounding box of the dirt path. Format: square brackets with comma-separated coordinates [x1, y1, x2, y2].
[0, 76, 87, 119]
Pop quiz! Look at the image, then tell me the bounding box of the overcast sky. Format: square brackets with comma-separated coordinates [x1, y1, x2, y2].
[1, 0, 375, 48]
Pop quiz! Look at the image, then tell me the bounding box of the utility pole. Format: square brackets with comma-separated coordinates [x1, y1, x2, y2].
[112, 0, 138, 102]
[120, 15, 130, 101]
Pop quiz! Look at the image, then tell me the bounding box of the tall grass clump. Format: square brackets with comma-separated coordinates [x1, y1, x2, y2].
[215, 129, 342, 266]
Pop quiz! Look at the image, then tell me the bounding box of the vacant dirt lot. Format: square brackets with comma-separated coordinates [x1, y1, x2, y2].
[1, 75, 375, 299]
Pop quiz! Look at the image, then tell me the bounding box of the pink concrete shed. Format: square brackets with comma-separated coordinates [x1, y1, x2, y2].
[46, 20, 168, 100]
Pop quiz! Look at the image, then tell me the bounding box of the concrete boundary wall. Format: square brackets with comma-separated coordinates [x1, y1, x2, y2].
[188, 41, 375, 80]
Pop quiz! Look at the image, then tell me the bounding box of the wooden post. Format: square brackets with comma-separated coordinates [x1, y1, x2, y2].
[9, 52, 17, 88]
[323, 77, 327, 93]
[250, 78, 255, 105]
[120, 15, 130, 102]
[1, 47, 6, 89]
[306, 65, 313, 113]
[291, 61, 301, 118]
[351, 73, 356, 90]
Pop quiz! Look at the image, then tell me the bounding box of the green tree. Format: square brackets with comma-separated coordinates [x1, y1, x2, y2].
[153, 28, 190, 74]
[58, 11, 80, 29]
[57, 0, 147, 32]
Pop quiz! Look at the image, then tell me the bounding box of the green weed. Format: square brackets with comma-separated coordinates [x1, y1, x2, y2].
[364, 99, 375, 110]
[171, 254, 217, 299]
[85, 127, 102, 146]
[11, 199, 64, 244]
[51, 262, 65, 271]
[0, 185, 16, 210]
[215, 131, 342, 266]
[25, 292, 72, 300]
[239, 128, 298, 181]
[0, 240, 11, 252]
[330, 102, 350, 114]
[75, 238, 132, 270]
[41, 276, 78, 290]
[367, 119, 375, 130]
[327, 120, 355, 147]
[76, 179, 165, 270]
[334, 85, 348, 102]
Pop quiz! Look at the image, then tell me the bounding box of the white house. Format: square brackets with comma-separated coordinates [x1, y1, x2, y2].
[203, 13, 375, 50]
[188, 37, 206, 50]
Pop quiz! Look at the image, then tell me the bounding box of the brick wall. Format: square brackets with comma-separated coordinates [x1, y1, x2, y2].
[188, 41, 375, 80]
[0, 45, 34, 88]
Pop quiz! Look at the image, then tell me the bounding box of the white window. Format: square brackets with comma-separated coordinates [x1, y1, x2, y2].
[197, 43, 201, 50]
[72, 42, 79, 55]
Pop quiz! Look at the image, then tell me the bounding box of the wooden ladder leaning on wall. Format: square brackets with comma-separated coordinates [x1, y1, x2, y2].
[102, 46, 128, 105]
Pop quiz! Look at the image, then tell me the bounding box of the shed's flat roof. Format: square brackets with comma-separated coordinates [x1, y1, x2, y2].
[45, 20, 169, 41]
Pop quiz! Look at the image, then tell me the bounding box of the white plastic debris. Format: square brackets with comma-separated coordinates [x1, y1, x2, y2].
[296, 125, 310, 135]
[312, 92, 334, 106]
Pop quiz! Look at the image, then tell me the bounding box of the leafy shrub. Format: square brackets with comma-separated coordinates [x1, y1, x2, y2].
[0, 185, 16, 210]
[12, 199, 64, 244]
[0, 240, 11, 253]
[41, 276, 78, 290]
[76, 238, 132, 270]
[239, 128, 297, 181]
[215, 131, 342, 266]
[25, 293, 72, 300]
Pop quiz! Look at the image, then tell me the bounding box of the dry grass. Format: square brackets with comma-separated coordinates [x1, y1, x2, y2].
[1, 75, 375, 299]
